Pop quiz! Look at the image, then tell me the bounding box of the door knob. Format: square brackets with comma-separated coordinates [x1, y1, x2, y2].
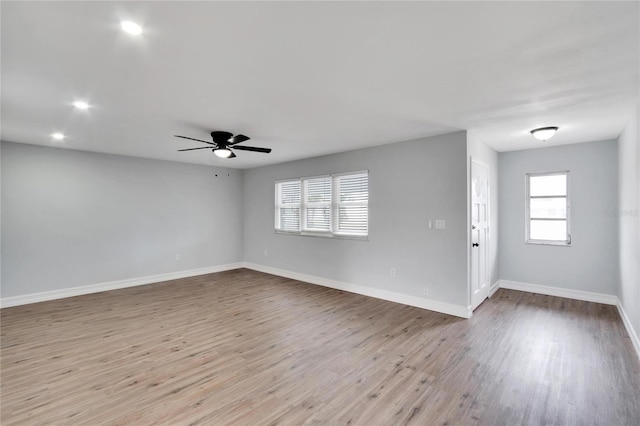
[472, 243, 479, 247]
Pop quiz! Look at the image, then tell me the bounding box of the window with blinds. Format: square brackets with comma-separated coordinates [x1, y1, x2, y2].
[275, 180, 301, 232]
[303, 176, 332, 232]
[274, 171, 368, 238]
[334, 172, 368, 236]
[526, 171, 570, 245]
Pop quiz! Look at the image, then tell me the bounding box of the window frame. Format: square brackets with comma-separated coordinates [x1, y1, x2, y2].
[525, 170, 571, 246]
[274, 170, 369, 240]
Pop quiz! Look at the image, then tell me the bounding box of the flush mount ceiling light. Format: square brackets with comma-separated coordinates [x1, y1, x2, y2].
[530, 126, 559, 141]
[72, 101, 90, 110]
[50, 132, 65, 140]
[214, 148, 233, 158]
[120, 20, 142, 35]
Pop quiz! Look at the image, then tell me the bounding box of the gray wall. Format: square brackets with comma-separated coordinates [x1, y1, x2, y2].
[617, 103, 640, 338]
[499, 140, 619, 295]
[1, 142, 243, 298]
[468, 132, 499, 289]
[243, 132, 470, 308]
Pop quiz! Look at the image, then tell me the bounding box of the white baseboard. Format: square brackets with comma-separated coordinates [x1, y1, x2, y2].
[242, 262, 471, 319]
[616, 299, 640, 361]
[498, 280, 617, 305]
[488, 281, 500, 297]
[0, 262, 243, 309]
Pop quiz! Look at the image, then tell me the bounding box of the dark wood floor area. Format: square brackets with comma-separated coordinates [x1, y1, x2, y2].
[2, 269, 639, 425]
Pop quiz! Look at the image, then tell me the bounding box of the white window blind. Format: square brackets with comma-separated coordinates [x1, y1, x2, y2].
[303, 176, 332, 232]
[526, 171, 570, 245]
[275, 180, 301, 232]
[334, 172, 368, 236]
[274, 171, 369, 238]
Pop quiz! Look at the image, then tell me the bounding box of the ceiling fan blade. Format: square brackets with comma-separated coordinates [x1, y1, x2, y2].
[210, 131, 233, 143]
[178, 147, 212, 151]
[228, 134, 250, 145]
[175, 135, 215, 145]
[232, 145, 272, 153]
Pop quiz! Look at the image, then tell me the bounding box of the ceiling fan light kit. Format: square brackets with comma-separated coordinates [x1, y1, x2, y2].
[214, 148, 232, 158]
[175, 131, 271, 159]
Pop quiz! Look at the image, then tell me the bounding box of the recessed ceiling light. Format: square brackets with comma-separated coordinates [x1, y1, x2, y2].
[73, 101, 90, 110]
[121, 20, 142, 35]
[51, 132, 65, 140]
[530, 126, 559, 141]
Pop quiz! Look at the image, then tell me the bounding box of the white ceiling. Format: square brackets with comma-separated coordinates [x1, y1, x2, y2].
[2, 1, 638, 169]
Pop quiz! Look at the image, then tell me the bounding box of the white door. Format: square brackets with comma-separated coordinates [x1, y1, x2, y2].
[471, 160, 489, 310]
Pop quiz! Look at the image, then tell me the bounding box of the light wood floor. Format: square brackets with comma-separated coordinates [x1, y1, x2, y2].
[2, 269, 639, 425]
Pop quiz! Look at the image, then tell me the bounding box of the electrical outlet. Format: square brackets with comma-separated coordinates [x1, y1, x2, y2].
[435, 219, 445, 229]
[175, 253, 181, 261]
[264, 249, 268, 256]
[390, 268, 396, 277]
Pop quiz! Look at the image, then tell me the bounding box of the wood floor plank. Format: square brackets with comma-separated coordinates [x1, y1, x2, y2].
[1, 269, 639, 425]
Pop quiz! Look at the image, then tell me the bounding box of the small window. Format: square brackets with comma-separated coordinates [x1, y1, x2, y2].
[275, 171, 368, 238]
[526, 171, 570, 245]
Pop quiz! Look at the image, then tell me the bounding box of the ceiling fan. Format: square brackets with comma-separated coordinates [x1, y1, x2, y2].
[175, 131, 271, 158]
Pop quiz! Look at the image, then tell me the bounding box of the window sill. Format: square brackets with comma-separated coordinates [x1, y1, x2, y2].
[525, 240, 571, 247]
[275, 230, 368, 241]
